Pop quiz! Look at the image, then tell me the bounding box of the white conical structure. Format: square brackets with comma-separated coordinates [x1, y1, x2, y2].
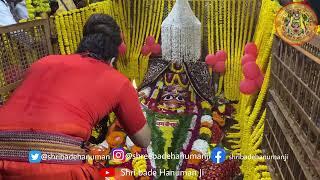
[161, 0, 201, 63]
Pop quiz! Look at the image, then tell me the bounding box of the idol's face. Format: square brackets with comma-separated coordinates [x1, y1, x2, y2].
[159, 85, 188, 109]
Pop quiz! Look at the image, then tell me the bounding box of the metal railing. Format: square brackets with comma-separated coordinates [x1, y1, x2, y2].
[0, 19, 52, 103]
[263, 35, 320, 180]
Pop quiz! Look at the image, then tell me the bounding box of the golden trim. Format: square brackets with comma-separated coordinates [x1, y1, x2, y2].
[0, 141, 85, 154]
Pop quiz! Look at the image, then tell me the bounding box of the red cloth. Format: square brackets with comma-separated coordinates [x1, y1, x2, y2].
[0, 54, 147, 179]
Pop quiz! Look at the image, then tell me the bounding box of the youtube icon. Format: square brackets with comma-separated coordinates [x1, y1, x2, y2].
[99, 168, 115, 177]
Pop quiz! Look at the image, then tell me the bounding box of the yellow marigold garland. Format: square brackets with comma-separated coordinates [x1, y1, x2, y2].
[26, 0, 50, 19]
[199, 127, 212, 137]
[54, 1, 114, 55]
[183, 168, 199, 180]
[222, 0, 281, 179]
[158, 125, 174, 169]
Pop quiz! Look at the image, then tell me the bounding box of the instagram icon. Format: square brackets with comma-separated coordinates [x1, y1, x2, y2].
[112, 148, 126, 162]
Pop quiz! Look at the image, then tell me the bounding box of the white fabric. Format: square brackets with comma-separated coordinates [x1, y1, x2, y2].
[161, 0, 201, 63]
[201, 115, 213, 124]
[147, 144, 156, 169]
[99, 140, 109, 149]
[0, 0, 16, 26]
[191, 139, 209, 156]
[140, 87, 152, 98]
[125, 136, 135, 150]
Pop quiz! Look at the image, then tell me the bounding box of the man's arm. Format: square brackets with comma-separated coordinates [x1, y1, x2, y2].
[114, 81, 151, 148]
[128, 123, 151, 148]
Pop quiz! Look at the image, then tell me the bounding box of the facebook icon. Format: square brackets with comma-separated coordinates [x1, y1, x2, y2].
[211, 147, 226, 164]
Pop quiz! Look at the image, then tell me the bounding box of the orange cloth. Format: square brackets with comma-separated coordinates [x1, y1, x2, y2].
[0, 54, 147, 179]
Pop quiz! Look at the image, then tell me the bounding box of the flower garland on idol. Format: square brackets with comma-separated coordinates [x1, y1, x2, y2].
[86, 96, 241, 180]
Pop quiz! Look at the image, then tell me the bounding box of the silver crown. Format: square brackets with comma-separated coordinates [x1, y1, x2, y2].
[161, 0, 201, 63]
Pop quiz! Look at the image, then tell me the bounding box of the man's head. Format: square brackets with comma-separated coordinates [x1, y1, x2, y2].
[77, 14, 122, 64]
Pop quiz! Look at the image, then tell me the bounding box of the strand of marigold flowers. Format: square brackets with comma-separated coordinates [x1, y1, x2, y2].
[247, 0, 257, 43]
[139, 0, 154, 82]
[119, 0, 130, 77]
[236, 0, 250, 100]
[241, 57, 272, 179]
[250, 109, 266, 141]
[131, 0, 143, 79]
[124, 0, 132, 73]
[226, 0, 231, 98]
[222, 0, 231, 98]
[143, 0, 162, 81]
[255, 0, 279, 69]
[132, 0, 145, 81]
[54, 2, 113, 55]
[72, 11, 80, 46]
[207, 1, 212, 54]
[192, 0, 195, 13]
[229, 0, 238, 99]
[128, 0, 136, 62]
[215, 0, 224, 95]
[231, 0, 242, 101]
[55, 15, 65, 54]
[221, 0, 228, 97]
[110, 0, 125, 75]
[78, 11, 83, 40]
[80, 8, 86, 27]
[68, 13, 76, 53]
[214, 0, 219, 51]
[139, 0, 164, 84]
[168, 0, 173, 12]
[59, 14, 70, 54]
[155, 1, 164, 43]
[123, 0, 134, 78]
[64, 14, 73, 53]
[201, 0, 205, 35]
[236, 0, 254, 100]
[246, 60, 271, 134]
[140, 0, 163, 82]
[206, 1, 212, 91]
[197, 0, 201, 21]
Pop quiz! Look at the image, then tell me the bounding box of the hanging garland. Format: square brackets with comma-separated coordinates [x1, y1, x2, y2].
[54, 1, 113, 54]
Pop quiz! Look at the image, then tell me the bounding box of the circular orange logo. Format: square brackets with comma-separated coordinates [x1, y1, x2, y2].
[275, 2, 318, 45]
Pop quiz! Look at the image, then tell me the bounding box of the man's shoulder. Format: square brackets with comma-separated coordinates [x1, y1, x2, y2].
[103, 67, 130, 85]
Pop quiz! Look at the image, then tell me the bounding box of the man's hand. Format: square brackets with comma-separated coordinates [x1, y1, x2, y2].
[128, 124, 151, 148]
